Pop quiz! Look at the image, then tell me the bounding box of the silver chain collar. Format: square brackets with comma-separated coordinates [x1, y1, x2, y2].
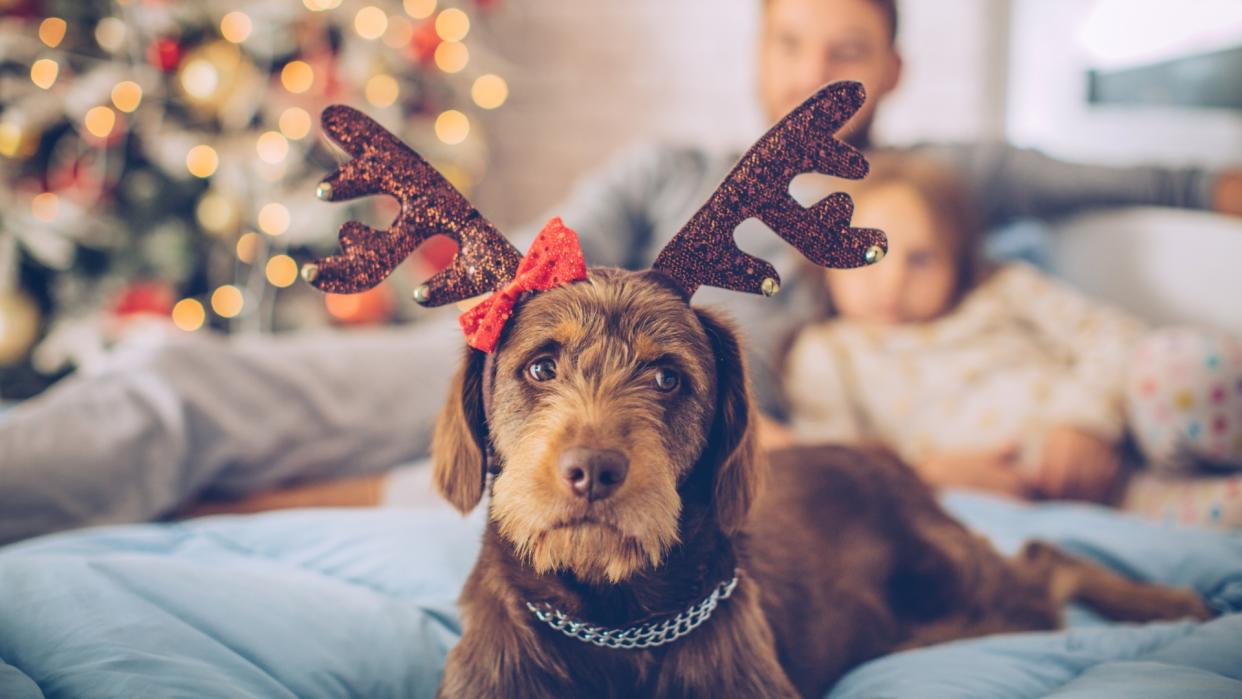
[525, 571, 740, 650]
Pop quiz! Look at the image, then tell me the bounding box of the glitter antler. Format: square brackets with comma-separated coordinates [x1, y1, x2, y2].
[651, 81, 887, 298]
[302, 105, 522, 307]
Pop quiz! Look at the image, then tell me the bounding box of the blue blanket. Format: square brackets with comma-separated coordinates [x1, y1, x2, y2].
[1, 494, 1239, 698]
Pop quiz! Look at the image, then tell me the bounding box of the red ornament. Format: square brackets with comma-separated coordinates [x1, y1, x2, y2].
[324, 285, 396, 326]
[459, 218, 587, 353]
[408, 20, 441, 65]
[46, 156, 105, 197]
[112, 281, 176, 317]
[147, 38, 182, 72]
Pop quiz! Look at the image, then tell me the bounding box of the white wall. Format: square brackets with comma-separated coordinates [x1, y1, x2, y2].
[472, 0, 762, 229]
[473, 0, 1006, 228]
[873, 0, 1009, 146]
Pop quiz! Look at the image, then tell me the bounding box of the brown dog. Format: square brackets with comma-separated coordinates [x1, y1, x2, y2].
[299, 87, 1212, 698]
[431, 268, 1212, 698]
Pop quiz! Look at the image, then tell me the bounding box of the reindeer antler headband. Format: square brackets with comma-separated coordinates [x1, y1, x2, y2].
[303, 81, 887, 349]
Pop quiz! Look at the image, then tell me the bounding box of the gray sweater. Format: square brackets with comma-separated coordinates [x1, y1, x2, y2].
[0, 141, 1217, 543]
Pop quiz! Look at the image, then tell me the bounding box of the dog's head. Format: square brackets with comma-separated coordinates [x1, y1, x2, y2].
[304, 83, 885, 584]
[433, 269, 759, 583]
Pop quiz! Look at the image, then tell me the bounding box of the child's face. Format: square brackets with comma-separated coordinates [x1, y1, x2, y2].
[825, 183, 958, 324]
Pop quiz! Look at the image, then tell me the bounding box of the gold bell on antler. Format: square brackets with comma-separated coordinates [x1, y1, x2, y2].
[864, 244, 885, 265]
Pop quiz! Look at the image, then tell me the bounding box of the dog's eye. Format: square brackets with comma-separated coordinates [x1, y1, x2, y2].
[528, 357, 557, 382]
[654, 367, 680, 392]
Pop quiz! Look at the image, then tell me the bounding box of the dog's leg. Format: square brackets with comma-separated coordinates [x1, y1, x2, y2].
[893, 523, 1068, 650]
[654, 582, 802, 698]
[438, 628, 569, 699]
[1017, 541, 1214, 623]
[438, 565, 576, 699]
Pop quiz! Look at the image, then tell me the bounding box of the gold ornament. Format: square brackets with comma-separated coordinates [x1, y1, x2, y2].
[176, 41, 260, 118]
[0, 289, 40, 365]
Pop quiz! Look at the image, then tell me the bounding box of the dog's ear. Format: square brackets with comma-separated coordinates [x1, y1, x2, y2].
[695, 308, 763, 534]
[432, 346, 489, 514]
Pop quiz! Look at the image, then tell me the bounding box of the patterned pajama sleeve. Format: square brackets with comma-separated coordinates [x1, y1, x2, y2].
[1125, 327, 1242, 471]
[1122, 327, 1242, 528]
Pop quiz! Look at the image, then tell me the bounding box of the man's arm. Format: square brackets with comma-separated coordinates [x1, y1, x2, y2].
[916, 141, 1235, 228]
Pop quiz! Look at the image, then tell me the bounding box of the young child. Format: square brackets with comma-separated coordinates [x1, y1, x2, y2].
[782, 153, 1242, 527]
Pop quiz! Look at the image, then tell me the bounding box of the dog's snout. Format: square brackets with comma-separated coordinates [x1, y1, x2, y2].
[558, 448, 629, 501]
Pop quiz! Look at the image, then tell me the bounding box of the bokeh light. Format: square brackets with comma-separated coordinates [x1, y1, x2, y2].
[278, 107, 312, 140]
[258, 202, 290, 236]
[171, 298, 206, 331]
[265, 255, 299, 287]
[185, 144, 219, 178]
[434, 41, 468, 73]
[404, 0, 436, 19]
[220, 11, 253, 43]
[280, 60, 314, 94]
[30, 59, 58, 89]
[471, 73, 508, 109]
[211, 285, 244, 318]
[256, 131, 289, 164]
[365, 74, 400, 107]
[84, 106, 117, 139]
[236, 232, 261, 263]
[111, 81, 143, 112]
[39, 18, 67, 48]
[435, 8, 469, 42]
[196, 191, 240, 234]
[95, 17, 127, 52]
[434, 109, 469, 145]
[354, 6, 389, 40]
[180, 59, 220, 99]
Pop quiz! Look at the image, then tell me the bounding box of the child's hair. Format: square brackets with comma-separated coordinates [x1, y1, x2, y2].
[807, 150, 990, 321]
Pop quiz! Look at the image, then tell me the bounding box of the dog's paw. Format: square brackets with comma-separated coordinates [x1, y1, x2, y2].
[1149, 587, 1216, 622]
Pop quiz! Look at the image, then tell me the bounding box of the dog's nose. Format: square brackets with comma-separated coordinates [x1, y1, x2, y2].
[558, 448, 629, 501]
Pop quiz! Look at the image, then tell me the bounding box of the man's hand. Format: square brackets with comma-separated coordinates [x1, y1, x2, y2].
[918, 443, 1031, 500]
[1032, 425, 1120, 502]
[1213, 169, 1242, 217]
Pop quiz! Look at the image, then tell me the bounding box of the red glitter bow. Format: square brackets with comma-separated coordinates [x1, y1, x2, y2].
[459, 217, 587, 352]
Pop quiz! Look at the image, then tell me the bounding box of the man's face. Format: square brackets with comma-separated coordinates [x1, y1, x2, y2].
[758, 0, 901, 145]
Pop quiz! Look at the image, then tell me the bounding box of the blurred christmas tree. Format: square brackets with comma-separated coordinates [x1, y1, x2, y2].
[0, 0, 508, 398]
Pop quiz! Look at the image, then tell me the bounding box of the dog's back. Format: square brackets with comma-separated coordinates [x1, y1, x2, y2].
[747, 444, 1210, 697]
